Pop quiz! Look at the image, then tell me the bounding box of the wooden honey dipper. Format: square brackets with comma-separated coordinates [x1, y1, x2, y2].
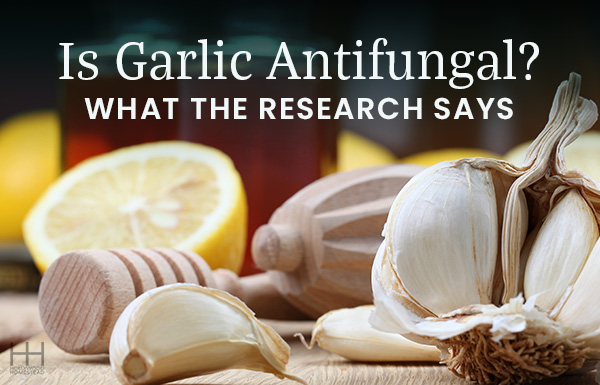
[38, 248, 305, 354]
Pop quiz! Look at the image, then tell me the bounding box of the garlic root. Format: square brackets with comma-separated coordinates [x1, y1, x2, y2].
[109, 283, 305, 385]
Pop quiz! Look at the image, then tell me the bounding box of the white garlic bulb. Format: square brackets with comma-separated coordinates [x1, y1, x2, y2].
[371, 73, 600, 385]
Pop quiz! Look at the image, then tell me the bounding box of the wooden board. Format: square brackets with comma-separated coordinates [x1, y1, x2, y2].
[0, 321, 595, 385]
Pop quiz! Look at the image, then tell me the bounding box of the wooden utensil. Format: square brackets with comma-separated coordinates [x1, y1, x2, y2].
[38, 248, 305, 354]
[252, 164, 423, 318]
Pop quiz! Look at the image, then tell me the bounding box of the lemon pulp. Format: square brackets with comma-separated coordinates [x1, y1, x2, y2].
[24, 141, 247, 274]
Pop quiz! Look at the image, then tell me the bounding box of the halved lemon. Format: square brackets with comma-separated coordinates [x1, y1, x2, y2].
[0, 110, 60, 240]
[337, 130, 396, 171]
[23, 141, 247, 274]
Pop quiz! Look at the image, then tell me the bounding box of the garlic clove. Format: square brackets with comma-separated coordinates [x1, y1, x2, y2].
[516, 222, 540, 297]
[557, 238, 600, 346]
[109, 283, 305, 385]
[307, 305, 440, 362]
[387, 162, 500, 315]
[370, 241, 435, 338]
[524, 188, 599, 312]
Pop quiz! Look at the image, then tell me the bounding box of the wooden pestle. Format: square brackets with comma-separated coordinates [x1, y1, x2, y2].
[251, 164, 424, 318]
[38, 248, 305, 354]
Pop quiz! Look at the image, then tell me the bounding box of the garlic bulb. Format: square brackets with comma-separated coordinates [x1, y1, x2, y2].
[371, 73, 600, 385]
[306, 305, 440, 362]
[110, 284, 305, 385]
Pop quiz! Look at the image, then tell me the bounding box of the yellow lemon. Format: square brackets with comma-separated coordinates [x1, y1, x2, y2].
[0, 110, 60, 240]
[338, 130, 396, 171]
[23, 141, 247, 274]
[399, 148, 502, 167]
[505, 130, 600, 180]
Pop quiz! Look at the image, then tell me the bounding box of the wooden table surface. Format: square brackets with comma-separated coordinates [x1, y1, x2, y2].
[0, 293, 43, 352]
[0, 320, 596, 385]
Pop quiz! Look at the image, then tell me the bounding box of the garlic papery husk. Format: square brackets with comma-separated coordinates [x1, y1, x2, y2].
[371, 73, 600, 385]
[109, 283, 305, 385]
[307, 305, 440, 362]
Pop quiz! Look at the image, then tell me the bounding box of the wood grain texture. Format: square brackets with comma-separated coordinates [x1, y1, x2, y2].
[152, 248, 200, 284]
[109, 249, 157, 296]
[252, 164, 424, 318]
[0, 326, 594, 385]
[175, 249, 217, 288]
[38, 249, 136, 354]
[130, 248, 179, 286]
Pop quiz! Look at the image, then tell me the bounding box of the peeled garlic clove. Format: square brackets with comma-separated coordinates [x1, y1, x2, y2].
[524, 188, 599, 312]
[110, 284, 305, 385]
[308, 305, 440, 362]
[387, 161, 500, 315]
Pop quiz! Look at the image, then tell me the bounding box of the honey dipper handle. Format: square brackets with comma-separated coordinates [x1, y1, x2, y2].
[213, 270, 308, 320]
[212, 268, 244, 298]
[251, 224, 303, 272]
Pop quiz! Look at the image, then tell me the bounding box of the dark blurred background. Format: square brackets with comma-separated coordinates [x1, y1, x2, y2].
[2, 2, 600, 156]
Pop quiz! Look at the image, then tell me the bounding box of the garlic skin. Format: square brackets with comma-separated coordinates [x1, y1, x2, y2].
[371, 74, 600, 385]
[523, 188, 599, 312]
[109, 284, 305, 385]
[387, 162, 500, 314]
[308, 305, 440, 362]
[557, 238, 600, 343]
